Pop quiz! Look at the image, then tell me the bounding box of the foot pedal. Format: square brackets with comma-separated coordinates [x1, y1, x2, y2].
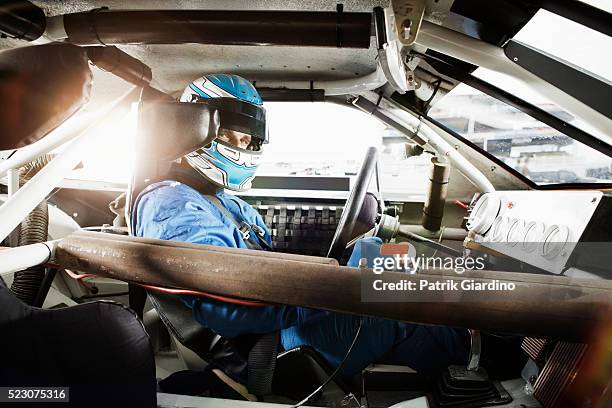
[428, 365, 512, 408]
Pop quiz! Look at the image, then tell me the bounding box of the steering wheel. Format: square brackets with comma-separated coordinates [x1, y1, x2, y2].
[327, 146, 380, 261]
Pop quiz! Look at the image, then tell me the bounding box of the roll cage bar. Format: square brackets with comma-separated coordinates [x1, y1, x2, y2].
[391, 51, 612, 191]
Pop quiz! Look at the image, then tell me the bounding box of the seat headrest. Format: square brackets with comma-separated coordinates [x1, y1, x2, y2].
[125, 101, 220, 233]
[135, 101, 220, 162]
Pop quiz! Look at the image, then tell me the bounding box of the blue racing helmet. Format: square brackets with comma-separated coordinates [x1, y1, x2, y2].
[180, 74, 266, 191]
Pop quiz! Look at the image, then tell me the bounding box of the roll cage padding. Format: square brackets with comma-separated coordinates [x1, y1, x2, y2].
[0, 277, 156, 407]
[0, 43, 92, 150]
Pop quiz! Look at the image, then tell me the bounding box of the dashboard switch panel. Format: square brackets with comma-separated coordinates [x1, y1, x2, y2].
[467, 191, 605, 274]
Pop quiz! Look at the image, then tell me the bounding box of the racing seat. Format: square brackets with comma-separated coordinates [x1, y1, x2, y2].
[0, 276, 156, 407]
[124, 99, 353, 400]
[0, 43, 156, 407]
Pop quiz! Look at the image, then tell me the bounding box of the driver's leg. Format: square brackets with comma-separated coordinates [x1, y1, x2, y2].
[382, 324, 470, 374]
[281, 312, 469, 378]
[281, 313, 399, 378]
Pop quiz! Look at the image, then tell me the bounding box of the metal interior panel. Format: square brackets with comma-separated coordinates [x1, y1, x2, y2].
[505, 39, 612, 120]
[0, 1, 391, 94]
[117, 42, 380, 95]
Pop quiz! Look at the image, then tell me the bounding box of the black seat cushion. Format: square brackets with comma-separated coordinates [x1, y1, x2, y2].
[148, 290, 264, 385]
[0, 277, 156, 407]
[148, 290, 222, 359]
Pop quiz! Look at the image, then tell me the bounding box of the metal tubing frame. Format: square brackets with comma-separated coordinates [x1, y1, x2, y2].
[352, 94, 495, 193]
[54, 10, 372, 49]
[54, 231, 612, 342]
[6, 169, 20, 247]
[0, 241, 57, 277]
[0, 87, 139, 243]
[0, 0, 46, 41]
[416, 20, 612, 144]
[6, 168, 19, 196]
[398, 225, 467, 241]
[0, 114, 95, 179]
[254, 64, 388, 96]
[422, 156, 451, 232]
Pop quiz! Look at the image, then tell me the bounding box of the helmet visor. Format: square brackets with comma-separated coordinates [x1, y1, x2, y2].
[195, 97, 268, 144]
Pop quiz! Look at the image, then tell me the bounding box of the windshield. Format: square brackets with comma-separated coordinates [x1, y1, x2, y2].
[429, 83, 612, 185]
[254, 102, 431, 200]
[65, 100, 431, 200]
[473, 7, 612, 144]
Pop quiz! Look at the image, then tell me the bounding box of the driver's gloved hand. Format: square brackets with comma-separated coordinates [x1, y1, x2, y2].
[347, 236, 383, 268]
[347, 237, 418, 273]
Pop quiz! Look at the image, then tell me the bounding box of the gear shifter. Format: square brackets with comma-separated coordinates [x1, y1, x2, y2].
[429, 330, 512, 408]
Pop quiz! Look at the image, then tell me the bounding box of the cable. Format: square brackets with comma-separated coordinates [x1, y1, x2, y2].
[483, 331, 520, 339]
[454, 200, 469, 210]
[140, 283, 270, 307]
[431, 225, 446, 259]
[63, 268, 271, 307]
[291, 319, 363, 408]
[64, 269, 97, 280]
[398, 229, 463, 257]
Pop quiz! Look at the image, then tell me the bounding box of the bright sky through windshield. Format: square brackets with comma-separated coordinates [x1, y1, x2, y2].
[513, 9, 611, 82]
[474, 7, 611, 143]
[72, 102, 387, 184]
[262, 102, 384, 167]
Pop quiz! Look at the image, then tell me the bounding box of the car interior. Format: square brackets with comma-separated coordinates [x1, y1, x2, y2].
[0, 1, 611, 408]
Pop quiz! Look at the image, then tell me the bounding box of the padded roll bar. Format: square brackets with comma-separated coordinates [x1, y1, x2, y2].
[54, 231, 612, 342]
[61, 10, 372, 48]
[0, 0, 45, 41]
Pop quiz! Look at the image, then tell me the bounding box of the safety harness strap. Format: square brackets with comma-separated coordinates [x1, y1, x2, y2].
[201, 194, 278, 396]
[202, 194, 272, 251]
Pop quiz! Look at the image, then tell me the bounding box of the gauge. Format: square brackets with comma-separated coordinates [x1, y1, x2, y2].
[466, 194, 502, 235]
[506, 218, 525, 247]
[488, 216, 510, 242]
[522, 221, 545, 252]
[541, 224, 570, 260]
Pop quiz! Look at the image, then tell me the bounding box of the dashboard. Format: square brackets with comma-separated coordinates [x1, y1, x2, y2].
[466, 190, 611, 276]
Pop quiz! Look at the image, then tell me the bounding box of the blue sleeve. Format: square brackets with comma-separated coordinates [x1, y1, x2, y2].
[180, 296, 328, 338]
[136, 185, 323, 338]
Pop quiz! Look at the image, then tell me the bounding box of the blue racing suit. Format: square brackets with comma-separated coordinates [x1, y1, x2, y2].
[133, 180, 468, 378]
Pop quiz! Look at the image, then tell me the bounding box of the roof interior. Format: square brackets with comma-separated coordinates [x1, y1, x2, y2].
[21, 0, 390, 94]
[0, 1, 539, 96]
